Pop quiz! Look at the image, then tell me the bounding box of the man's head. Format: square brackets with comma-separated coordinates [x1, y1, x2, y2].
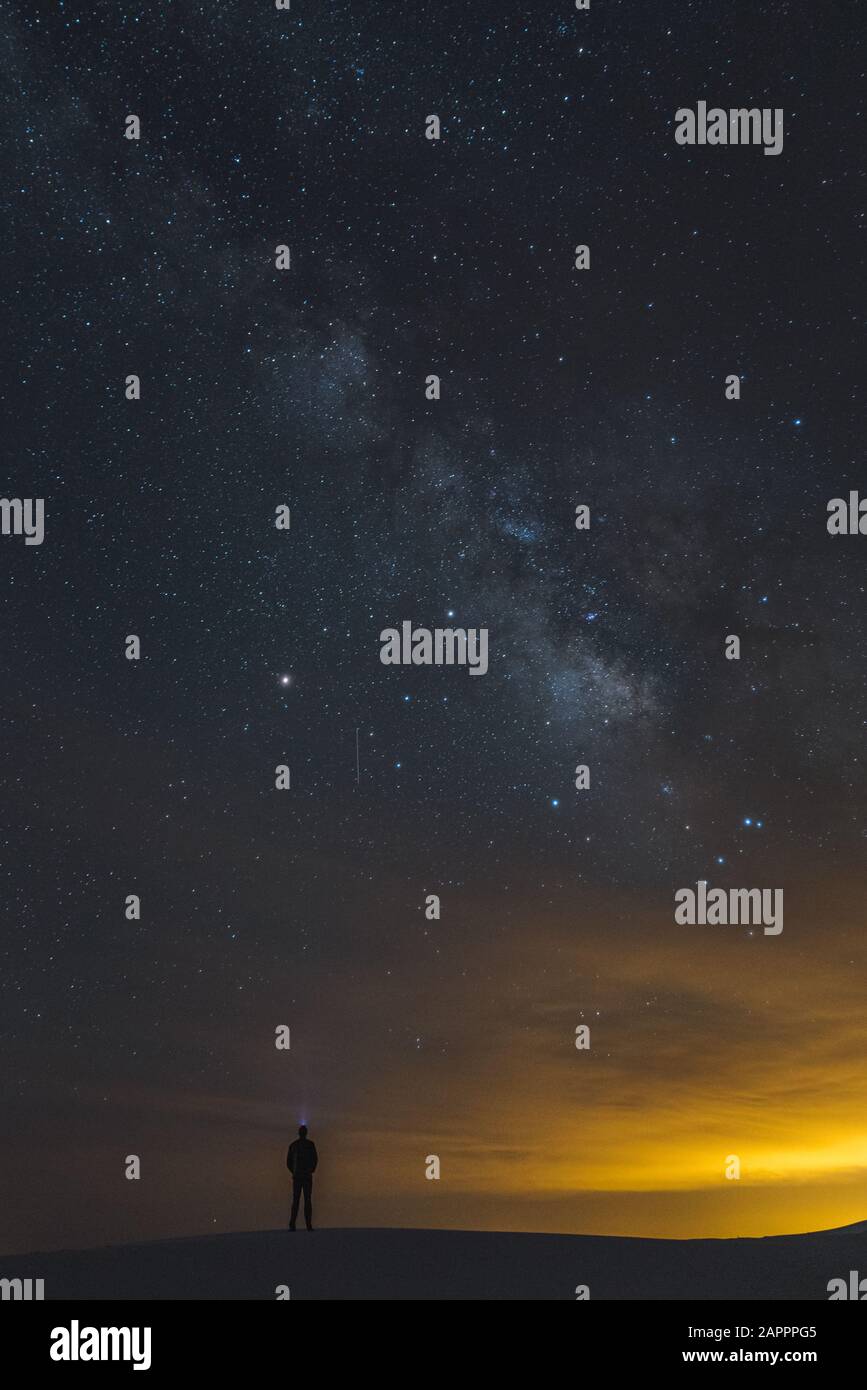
[298, 1124, 308, 1138]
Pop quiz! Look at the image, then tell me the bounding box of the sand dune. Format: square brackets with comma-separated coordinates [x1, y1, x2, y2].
[2, 1223, 866, 1300]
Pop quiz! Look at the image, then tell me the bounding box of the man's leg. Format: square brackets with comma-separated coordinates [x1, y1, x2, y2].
[303, 1177, 313, 1230]
[290, 1179, 302, 1230]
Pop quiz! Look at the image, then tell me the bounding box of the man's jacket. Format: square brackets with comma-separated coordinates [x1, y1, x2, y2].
[287, 1137, 318, 1178]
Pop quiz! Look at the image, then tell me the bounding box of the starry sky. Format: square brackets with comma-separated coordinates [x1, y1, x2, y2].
[3, 0, 867, 1255]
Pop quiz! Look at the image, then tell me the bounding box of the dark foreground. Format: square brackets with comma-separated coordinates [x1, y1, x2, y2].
[2, 1223, 866, 1299]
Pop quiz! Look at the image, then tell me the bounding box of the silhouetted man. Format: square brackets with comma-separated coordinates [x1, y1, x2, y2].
[287, 1124, 318, 1231]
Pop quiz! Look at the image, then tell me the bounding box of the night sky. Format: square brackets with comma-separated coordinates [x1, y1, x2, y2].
[3, 1, 866, 1256]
